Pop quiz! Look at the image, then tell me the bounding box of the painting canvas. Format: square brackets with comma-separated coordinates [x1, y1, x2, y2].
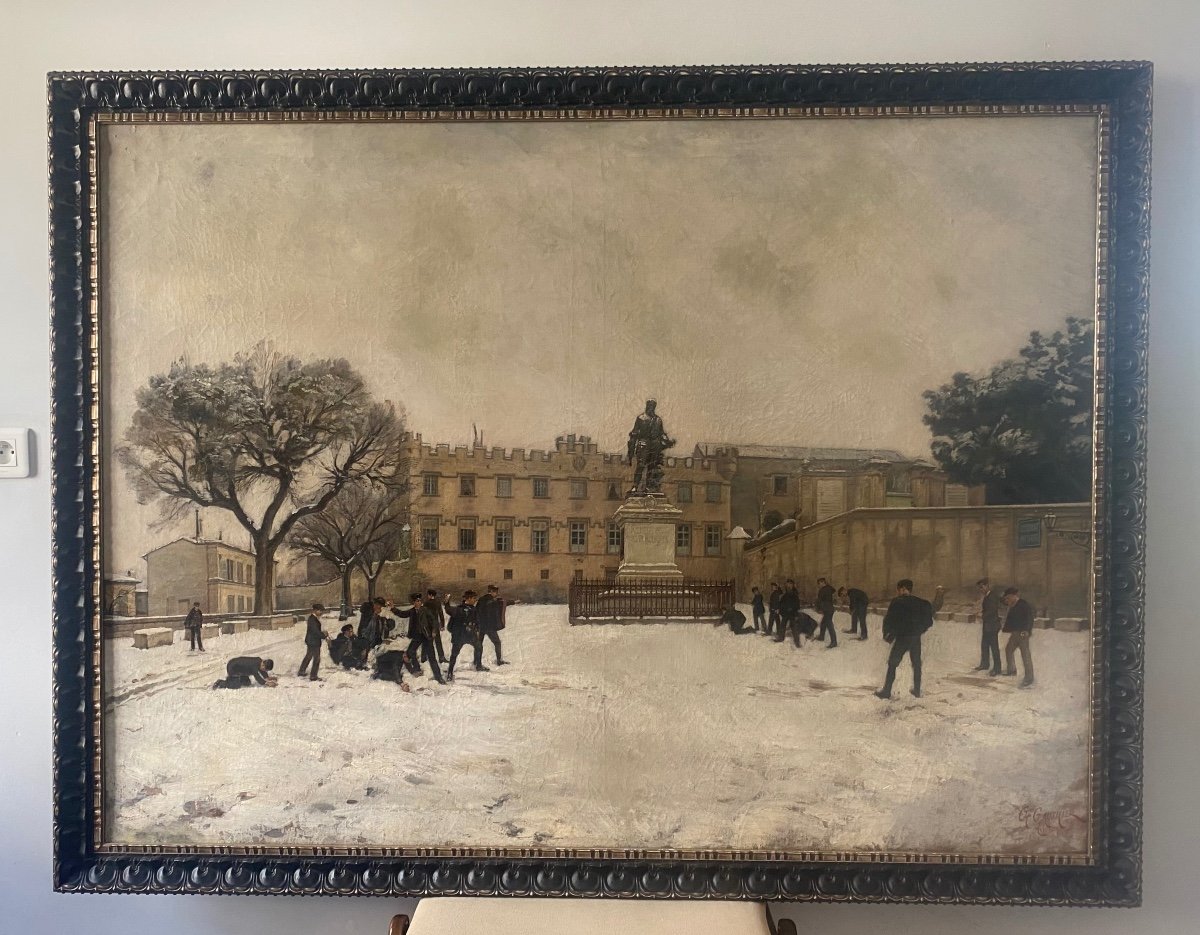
[50, 64, 1149, 902]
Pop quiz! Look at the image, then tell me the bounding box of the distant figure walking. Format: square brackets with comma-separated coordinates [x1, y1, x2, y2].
[875, 580, 935, 699]
[1001, 586, 1036, 688]
[815, 577, 838, 648]
[297, 602, 326, 681]
[975, 578, 1004, 675]
[750, 587, 766, 632]
[838, 586, 870, 640]
[184, 601, 205, 652]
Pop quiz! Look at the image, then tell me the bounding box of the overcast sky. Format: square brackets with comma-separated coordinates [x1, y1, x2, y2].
[100, 114, 1099, 573]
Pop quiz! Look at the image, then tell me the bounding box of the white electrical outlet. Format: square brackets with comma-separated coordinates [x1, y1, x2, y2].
[0, 428, 33, 478]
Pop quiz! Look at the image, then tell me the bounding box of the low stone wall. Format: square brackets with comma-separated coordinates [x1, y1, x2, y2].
[104, 608, 310, 638]
[132, 627, 173, 649]
[248, 614, 298, 630]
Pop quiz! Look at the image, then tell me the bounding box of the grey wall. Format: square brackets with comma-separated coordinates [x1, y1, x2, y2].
[2, 2, 1196, 932]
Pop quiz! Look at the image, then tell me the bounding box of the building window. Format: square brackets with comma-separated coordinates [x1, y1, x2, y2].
[574, 569, 584, 583]
[569, 478, 588, 499]
[422, 473, 440, 497]
[494, 518, 513, 552]
[569, 520, 588, 553]
[606, 522, 622, 554]
[419, 516, 439, 552]
[705, 524, 723, 556]
[705, 482, 722, 503]
[238, 594, 246, 611]
[774, 475, 788, 496]
[223, 558, 234, 580]
[532, 476, 550, 499]
[246, 565, 253, 585]
[466, 568, 476, 579]
[457, 518, 477, 552]
[606, 480, 621, 500]
[540, 569, 550, 580]
[503, 568, 513, 580]
[1017, 517, 1042, 549]
[226, 595, 235, 612]
[676, 524, 692, 556]
[676, 482, 693, 503]
[460, 474, 476, 497]
[496, 475, 513, 498]
[236, 563, 244, 583]
[531, 519, 550, 553]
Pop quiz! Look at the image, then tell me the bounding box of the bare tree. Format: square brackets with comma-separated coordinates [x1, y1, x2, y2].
[358, 516, 406, 603]
[288, 480, 407, 617]
[120, 344, 404, 614]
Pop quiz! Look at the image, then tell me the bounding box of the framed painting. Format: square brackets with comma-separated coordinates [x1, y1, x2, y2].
[49, 62, 1150, 903]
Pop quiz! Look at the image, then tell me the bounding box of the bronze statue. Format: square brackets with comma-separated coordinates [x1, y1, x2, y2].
[626, 399, 675, 495]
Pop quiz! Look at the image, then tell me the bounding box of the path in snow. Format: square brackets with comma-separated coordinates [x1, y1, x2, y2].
[105, 605, 1091, 856]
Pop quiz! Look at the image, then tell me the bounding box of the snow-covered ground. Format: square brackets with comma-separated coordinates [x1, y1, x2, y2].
[105, 605, 1091, 856]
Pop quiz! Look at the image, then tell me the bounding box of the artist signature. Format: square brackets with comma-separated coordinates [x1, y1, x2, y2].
[1015, 805, 1087, 837]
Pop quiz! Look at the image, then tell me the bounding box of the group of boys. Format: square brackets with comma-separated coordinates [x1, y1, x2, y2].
[732, 578, 873, 647]
[718, 574, 1036, 697]
[213, 585, 514, 691]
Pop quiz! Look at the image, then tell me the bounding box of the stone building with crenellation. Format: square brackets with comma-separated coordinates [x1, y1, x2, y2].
[400, 433, 735, 601]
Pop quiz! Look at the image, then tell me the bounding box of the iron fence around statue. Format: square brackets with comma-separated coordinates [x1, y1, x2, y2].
[568, 577, 735, 624]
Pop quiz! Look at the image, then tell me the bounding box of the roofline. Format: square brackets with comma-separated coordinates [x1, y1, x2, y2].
[142, 535, 258, 559]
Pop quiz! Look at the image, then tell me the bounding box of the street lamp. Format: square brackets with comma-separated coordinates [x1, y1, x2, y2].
[1043, 511, 1091, 548]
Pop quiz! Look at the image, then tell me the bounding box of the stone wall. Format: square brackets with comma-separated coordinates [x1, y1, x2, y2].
[745, 503, 1092, 619]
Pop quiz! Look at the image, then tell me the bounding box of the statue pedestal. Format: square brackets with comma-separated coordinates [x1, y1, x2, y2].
[614, 495, 684, 581]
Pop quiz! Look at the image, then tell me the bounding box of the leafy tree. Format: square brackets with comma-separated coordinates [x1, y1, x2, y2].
[120, 344, 404, 613]
[288, 480, 408, 617]
[922, 317, 1094, 504]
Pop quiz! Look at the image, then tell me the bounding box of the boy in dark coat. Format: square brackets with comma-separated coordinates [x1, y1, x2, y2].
[838, 586, 870, 639]
[213, 657, 276, 689]
[446, 590, 480, 680]
[1001, 586, 1036, 688]
[475, 585, 510, 666]
[767, 583, 782, 637]
[372, 649, 413, 691]
[329, 623, 365, 669]
[815, 577, 838, 647]
[975, 578, 1005, 675]
[297, 603, 326, 681]
[750, 587, 766, 632]
[717, 607, 754, 634]
[775, 579, 801, 644]
[184, 601, 205, 652]
[875, 580, 935, 699]
[401, 593, 446, 684]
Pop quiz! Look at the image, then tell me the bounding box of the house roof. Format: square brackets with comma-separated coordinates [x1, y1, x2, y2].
[694, 442, 908, 462]
[143, 536, 258, 560]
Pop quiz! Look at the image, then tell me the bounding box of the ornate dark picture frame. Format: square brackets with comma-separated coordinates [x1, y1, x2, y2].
[50, 62, 1149, 903]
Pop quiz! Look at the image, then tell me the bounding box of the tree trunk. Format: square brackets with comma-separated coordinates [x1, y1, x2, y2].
[339, 565, 353, 620]
[253, 538, 275, 615]
[366, 571, 379, 602]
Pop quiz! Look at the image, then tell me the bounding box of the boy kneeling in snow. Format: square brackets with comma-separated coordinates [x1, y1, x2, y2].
[212, 657, 277, 689]
[372, 649, 412, 692]
[329, 623, 368, 670]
